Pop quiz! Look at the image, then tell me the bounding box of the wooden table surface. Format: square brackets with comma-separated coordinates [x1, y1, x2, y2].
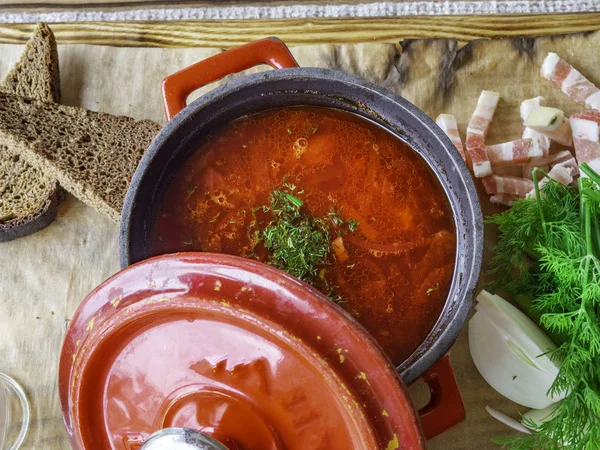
[0, 13, 599, 48]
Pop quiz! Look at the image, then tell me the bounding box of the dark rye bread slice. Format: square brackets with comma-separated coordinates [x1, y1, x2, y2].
[0, 22, 62, 242]
[1, 23, 60, 102]
[0, 92, 161, 223]
[0, 154, 62, 240]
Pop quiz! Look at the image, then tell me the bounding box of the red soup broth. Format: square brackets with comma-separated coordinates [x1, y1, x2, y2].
[151, 107, 456, 365]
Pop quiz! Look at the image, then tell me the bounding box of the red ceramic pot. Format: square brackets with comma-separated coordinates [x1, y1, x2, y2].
[119, 38, 484, 440]
[59, 253, 425, 449]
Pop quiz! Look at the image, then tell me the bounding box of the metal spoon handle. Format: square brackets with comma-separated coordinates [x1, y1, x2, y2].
[141, 428, 229, 450]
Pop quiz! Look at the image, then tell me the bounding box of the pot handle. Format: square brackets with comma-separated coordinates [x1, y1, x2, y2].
[161, 37, 299, 121]
[417, 354, 465, 440]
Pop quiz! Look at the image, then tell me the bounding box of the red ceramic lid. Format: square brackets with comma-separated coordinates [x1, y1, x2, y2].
[59, 253, 425, 450]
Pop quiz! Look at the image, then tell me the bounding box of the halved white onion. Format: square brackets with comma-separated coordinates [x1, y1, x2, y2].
[474, 291, 560, 376]
[469, 291, 566, 409]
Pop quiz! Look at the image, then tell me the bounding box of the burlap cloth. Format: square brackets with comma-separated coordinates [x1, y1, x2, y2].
[1, 32, 599, 448]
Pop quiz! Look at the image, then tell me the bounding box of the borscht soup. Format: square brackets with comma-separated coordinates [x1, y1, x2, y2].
[151, 107, 456, 365]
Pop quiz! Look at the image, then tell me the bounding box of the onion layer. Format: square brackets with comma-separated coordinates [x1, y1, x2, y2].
[468, 290, 566, 410]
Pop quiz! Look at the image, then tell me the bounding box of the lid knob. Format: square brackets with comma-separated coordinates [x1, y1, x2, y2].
[141, 428, 229, 450]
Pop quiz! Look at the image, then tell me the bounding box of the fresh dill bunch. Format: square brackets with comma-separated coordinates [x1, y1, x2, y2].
[486, 180, 580, 296]
[489, 166, 600, 450]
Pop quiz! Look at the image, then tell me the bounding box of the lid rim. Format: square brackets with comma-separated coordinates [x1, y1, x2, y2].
[60, 252, 426, 450]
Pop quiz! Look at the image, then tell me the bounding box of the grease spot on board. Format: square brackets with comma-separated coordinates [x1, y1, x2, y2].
[512, 37, 536, 58]
[438, 39, 460, 98]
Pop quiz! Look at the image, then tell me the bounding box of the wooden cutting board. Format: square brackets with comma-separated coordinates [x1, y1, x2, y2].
[0, 15, 599, 47]
[1, 23, 600, 450]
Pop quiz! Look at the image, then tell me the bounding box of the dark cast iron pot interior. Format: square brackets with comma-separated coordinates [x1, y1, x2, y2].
[119, 40, 483, 428]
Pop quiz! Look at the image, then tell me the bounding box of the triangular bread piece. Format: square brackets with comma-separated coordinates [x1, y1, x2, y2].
[0, 22, 62, 242]
[0, 91, 161, 223]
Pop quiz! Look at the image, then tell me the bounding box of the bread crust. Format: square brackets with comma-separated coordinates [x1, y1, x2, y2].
[0, 22, 62, 241]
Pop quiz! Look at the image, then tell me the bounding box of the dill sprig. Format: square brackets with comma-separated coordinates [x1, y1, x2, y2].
[255, 185, 358, 305]
[487, 179, 581, 296]
[262, 189, 331, 281]
[488, 166, 600, 449]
